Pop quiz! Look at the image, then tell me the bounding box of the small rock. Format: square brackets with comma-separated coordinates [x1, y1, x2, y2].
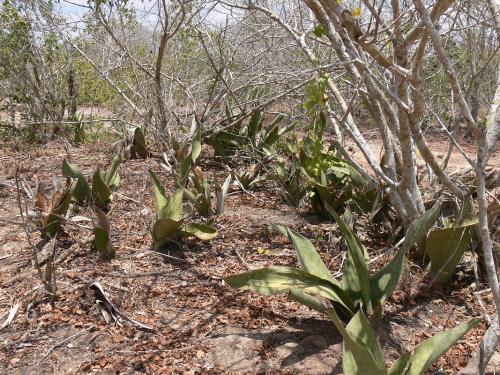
[10, 358, 20, 365]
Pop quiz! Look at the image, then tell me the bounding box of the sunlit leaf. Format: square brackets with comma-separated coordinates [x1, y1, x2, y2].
[94, 207, 114, 259]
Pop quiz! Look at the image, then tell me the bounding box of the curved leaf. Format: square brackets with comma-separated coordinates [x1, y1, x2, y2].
[275, 225, 338, 285]
[62, 159, 90, 203]
[402, 205, 440, 253]
[182, 222, 217, 240]
[370, 247, 405, 306]
[148, 169, 168, 217]
[427, 226, 473, 283]
[225, 266, 355, 314]
[162, 188, 184, 221]
[247, 109, 262, 144]
[404, 318, 480, 375]
[327, 308, 386, 375]
[288, 288, 329, 313]
[328, 206, 370, 310]
[92, 169, 112, 208]
[152, 217, 183, 248]
[94, 207, 114, 259]
[104, 153, 122, 190]
[190, 130, 202, 163]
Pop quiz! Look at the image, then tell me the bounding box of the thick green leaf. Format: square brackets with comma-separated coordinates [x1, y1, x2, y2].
[94, 207, 114, 259]
[260, 123, 280, 150]
[402, 205, 440, 252]
[178, 157, 192, 186]
[152, 217, 184, 248]
[426, 200, 477, 283]
[190, 130, 202, 164]
[426, 225, 473, 283]
[104, 153, 122, 190]
[61, 158, 83, 179]
[162, 188, 184, 221]
[387, 352, 411, 375]
[215, 175, 232, 215]
[61, 159, 90, 203]
[343, 309, 386, 374]
[328, 206, 371, 310]
[370, 247, 405, 306]
[275, 226, 338, 284]
[403, 318, 480, 375]
[183, 189, 197, 204]
[225, 266, 355, 314]
[148, 169, 168, 217]
[327, 309, 386, 375]
[92, 169, 113, 208]
[370, 206, 441, 305]
[182, 222, 217, 240]
[247, 109, 262, 144]
[288, 288, 329, 313]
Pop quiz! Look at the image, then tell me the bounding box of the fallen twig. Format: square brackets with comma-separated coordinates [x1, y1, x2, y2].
[1, 304, 19, 330]
[38, 325, 96, 363]
[89, 282, 154, 331]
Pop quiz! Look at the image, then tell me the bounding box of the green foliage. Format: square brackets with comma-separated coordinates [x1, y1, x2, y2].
[149, 170, 217, 248]
[70, 113, 85, 144]
[426, 198, 477, 283]
[174, 128, 202, 187]
[274, 154, 306, 206]
[278, 112, 386, 217]
[93, 207, 115, 259]
[303, 75, 329, 114]
[232, 162, 268, 191]
[62, 154, 122, 209]
[313, 24, 326, 38]
[184, 167, 231, 218]
[0, 0, 68, 125]
[206, 108, 292, 158]
[226, 205, 474, 374]
[124, 127, 148, 159]
[328, 308, 479, 375]
[73, 55, 116, 106]
[226, 206, 440, 320]
[176, 126, 231, 217]
[62, 159, 91, 204]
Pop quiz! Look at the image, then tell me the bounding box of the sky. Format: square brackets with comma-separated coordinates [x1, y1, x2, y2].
[57, 0, 239, 30]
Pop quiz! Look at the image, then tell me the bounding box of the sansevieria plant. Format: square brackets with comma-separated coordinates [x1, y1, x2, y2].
[327, 307, 479, 375]
[61, 155, 122, 258]
[61, 153, 122, 209]
[226, 205, 480, 374]
[149, 170, 217, 248]
[226, 205, 440, 320]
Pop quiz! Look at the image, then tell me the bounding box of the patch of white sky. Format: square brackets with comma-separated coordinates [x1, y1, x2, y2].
[57, 0, 243, 32]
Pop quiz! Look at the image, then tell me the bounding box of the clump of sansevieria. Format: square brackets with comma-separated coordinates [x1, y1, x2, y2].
[184, 166, 231, 218]
[206, 108, 292, 158]
[226, 205, 479, 373]
[327, 307, 479, 375]
[149, 170, 217, 248]
[426, 196, 477, 284]
[61, 155, 121, 258]
[124, 127, 148, 159]
[61, 153, 122, 209]
[226, 205, 440, 321]
[93, 206, 114, 259]
[171, 126, 231, 218]
[35, 183, 72, 238]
